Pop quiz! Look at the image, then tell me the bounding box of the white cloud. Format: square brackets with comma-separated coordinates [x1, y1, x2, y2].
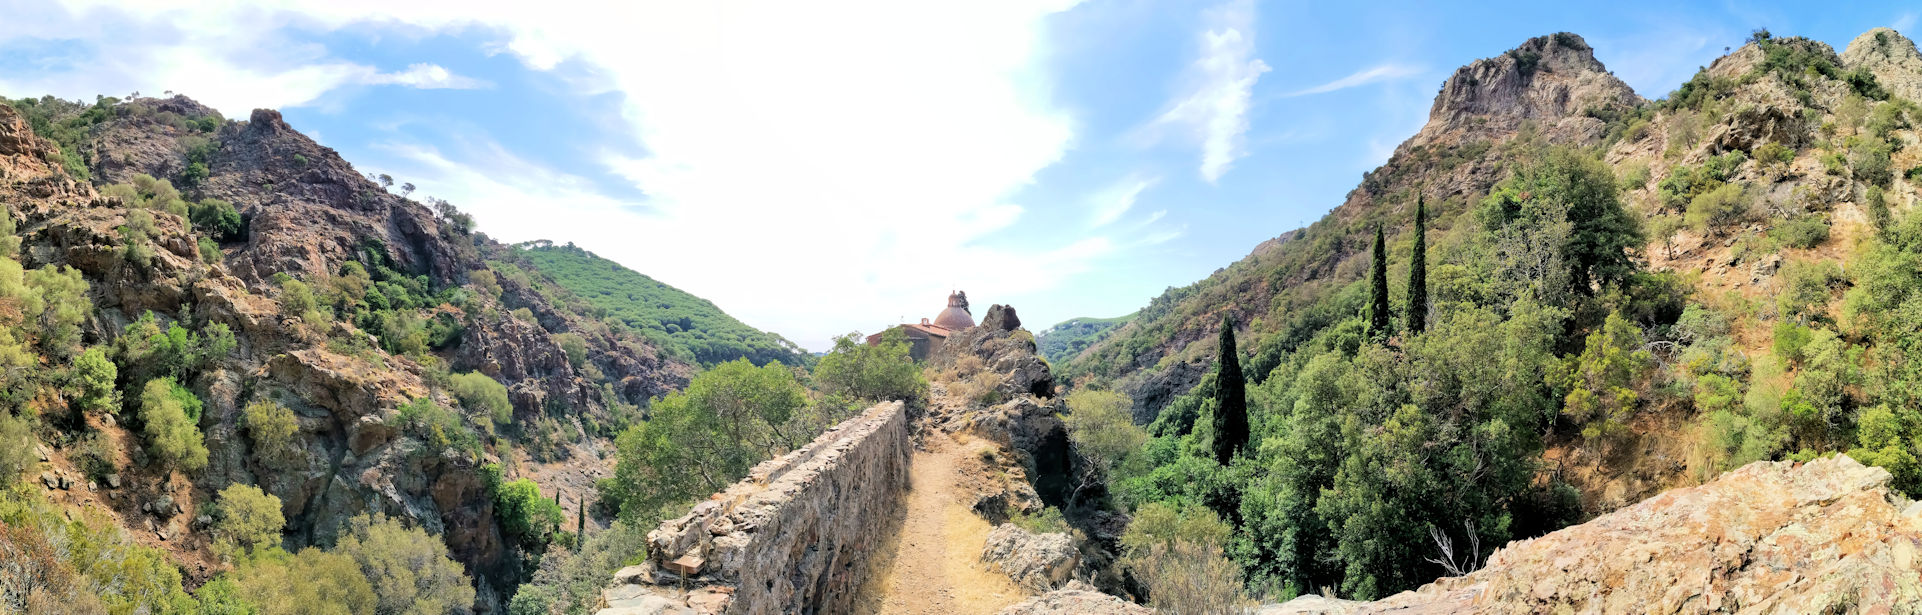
[367, 64, 491, 90]
[1144, 0, 1269, 183]
[1088, 174, 1157, 227]
[1896, 12, 1917, 33]
[1283, 63, 1422, 97]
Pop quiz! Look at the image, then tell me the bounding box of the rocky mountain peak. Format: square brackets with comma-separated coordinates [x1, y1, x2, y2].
[1842, 27, 1922, 101]
[1412, 32, 1640, 148]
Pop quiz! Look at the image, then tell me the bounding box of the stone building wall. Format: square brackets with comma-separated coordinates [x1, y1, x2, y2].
[597, 400, 911, 615]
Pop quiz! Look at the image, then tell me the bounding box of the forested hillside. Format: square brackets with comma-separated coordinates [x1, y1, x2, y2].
[1058, 28, 1922, 602]
[1035, 313, 1133, 365]
[514, 242, 805, 367]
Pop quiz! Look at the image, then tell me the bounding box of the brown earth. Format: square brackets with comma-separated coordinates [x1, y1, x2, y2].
[854, 431, 1031, 615]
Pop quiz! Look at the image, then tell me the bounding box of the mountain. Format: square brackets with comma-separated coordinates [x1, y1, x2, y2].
[1035, 313, 1134, 366]
[0, 92, 704, 610]
[512, 241, 806, 367]
[1058, 28, 1922, 600]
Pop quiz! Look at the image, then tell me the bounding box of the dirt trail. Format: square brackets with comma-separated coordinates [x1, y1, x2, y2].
[854, 431, 1029, 614]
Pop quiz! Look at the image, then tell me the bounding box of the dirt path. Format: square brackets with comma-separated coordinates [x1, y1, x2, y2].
[854, 432, 1029, 614]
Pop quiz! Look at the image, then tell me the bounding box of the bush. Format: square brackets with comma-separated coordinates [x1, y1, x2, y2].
[449, 372, 513, 425]
[1548, 312, 1651, 441]
[333, 514, 476, 615]
[484, 465, 565, 542]
[1685, 183, 1750, 233]
[0, 413, 31, 481]
[243, 399, 299, 467]
[1770, 215, 1830, 249]
[812, 330, 926, 402]
[189, 198, 244, 242]
[72, 346, 118, 414]
[1063, 389, 1148, 508]
[391, 398, 479, 459]
[231, 547, 377, 615]
[213, 484, 285, 557]
[1852, 138, 1895, 186]
[1754, 142, 1794, 166]
[1120, 502, 1247, 612]
[139, 378, 208, 472]
[1774, 321, 1813, 364]
[555, 333, 588, 368]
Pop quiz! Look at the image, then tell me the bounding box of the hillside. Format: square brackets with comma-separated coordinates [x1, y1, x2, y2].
[0, 92, 704, 611]
[1035, 313, 1133, 365]
[1053, 27, 1922, 602]
[513, 242, 805, 367]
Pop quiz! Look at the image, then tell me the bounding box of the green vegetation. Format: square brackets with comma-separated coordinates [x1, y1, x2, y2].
[483, 465, 566, 545]
[811, 329, 927, 403]
[334, 514, 478, 615]
[516, 242, 804, 367]
[449, 371, 513, 426]
[140, 378, 208, 472]
[1368, 226, 1391, 337]
[242, 399, 300, 467]
[1036, 313, 1136, 365]
[1211, 319, 1249, 464]
[1063, 389, 1147, 510]
[212, 484, 285, 558]
[1406, 197, 1429, 334]
[1120, 502, 1246, 611]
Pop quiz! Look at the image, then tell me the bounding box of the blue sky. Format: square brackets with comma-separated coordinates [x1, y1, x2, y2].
[2, 1, 1917, 350]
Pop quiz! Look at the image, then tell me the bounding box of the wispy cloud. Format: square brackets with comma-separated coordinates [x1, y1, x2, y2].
[367, 63, 491, 90]
[1144, 0, 1269, 184]
[1283, 63, 1422, 97]
[1896, 12, 1917, 33]
[1088, 174, 1157, 227]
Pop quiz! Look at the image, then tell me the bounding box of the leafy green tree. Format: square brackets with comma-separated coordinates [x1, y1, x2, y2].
[1063, 388, 1147, 509]
[333, 514, 476, 615]
[140, 378, 208, 472]
[449, 371, 513, 426]
[1406, 197, 1429, 334]
[213, 484, 285, 557]
[72, 346, 118, 414]
[1548, 312, 1651, 441]
[555, 332, 589, 368]
[1121, 502, 1247, 612]
[1369, 225, 1391, 338]
[1212, 318, 1249, 465]
[231, 548, 377, 615]
[601, 360, 810, 521]
[813, 329, 925, 402]
[485, 466, 565, 542]
[1477, 148, 1641, 293]
[189, 198, 244, 241]
[0, 413, 31, 481]
[243, 399, 299, 467]
[23, 264, 89, 358]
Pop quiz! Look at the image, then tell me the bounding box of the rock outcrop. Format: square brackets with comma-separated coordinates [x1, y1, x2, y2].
[598, 401, 911, 615]
[1842, 28, 1922, 103]
[981, 523, 1081, 591]
[1412, 32, 1642, 150]
[1264, 455, 1922, 613]
[995, 581, 1151, 615]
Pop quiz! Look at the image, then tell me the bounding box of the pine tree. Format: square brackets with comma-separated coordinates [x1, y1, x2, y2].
[1406, 197, 1429, 334]
[1369, 224, 1391, 339]
[1212, 317, 1249, 465]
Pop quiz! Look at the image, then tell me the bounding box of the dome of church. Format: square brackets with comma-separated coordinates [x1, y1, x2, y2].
[932, 291, 975, 329]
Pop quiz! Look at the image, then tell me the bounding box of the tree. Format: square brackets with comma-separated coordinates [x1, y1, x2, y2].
[1477, 148, 1641, 293]
[232, 547, 377, 615]
[1406, 196, 1429, 334]
[243, 399, 299, 467]
[72, 346, 118, 414]
[812, 330, 926, 402]
[140, 378, 208, 472]
[1548, 312, 1651, 441]
[189, 198, 244, 241]
[1120, 502, 1247, 612]
[485, 466, 564, 543]
[1211, 318, 1249, 465]
[1369, 225, 1391, 338]
[333, 514, 476, 615]
[213, 484, 285, 557]
[1063, 389, 1147, 509]
[449, 372, 513, 426]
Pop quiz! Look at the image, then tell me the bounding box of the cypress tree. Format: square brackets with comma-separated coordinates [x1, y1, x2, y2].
[1369, 224, 1391, 338]
[1212, 317, 1249, 465]
[577, 496, 586, 537]
[1406, 197, 1428, 334]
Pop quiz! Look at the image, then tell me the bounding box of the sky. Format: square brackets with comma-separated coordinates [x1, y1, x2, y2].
[1, 1, 1917, 350]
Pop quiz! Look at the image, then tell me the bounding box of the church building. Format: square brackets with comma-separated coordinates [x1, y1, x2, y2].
[868, 290, 974, 360]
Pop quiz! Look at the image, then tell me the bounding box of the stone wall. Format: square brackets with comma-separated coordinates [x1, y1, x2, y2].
[598, 401, 911, 615]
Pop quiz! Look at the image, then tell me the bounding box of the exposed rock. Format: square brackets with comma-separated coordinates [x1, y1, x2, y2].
[981, 304, 1022, 331]
[981, 523, 1080, 591]
[1265, 455, 1922, 613]
[1413, 33, 1641, 150]
[1842, 27, 1922, 103]
[995, 581, 1151, 615]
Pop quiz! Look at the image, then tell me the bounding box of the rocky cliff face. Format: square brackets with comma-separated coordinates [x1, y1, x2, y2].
[1411, 33, 1642, 150]
[1843, 27, 1922, 102]
[1265, 455, 1922, 614]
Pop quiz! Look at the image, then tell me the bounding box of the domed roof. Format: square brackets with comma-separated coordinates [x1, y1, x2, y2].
[932, 290, 975, 329]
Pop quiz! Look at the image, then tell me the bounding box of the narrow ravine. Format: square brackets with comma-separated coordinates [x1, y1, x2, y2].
[853, 431, 1029, 614]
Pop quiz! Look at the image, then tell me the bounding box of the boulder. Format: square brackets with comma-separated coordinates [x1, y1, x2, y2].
[981, 523, 1080, 591]
[996, 581, 1150, 615]
[982, 304, 1022, 331]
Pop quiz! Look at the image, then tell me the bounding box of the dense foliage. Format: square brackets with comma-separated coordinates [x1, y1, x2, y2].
[1035, 313, 1135, 365]
[516, 242, 805, 367]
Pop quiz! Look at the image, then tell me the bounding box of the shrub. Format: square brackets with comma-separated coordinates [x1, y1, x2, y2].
[1121, 502, 1246, 612]
[0, 413, 31, 481]
[1754, 142, 1794, 166]
[1548, 312, 1652, 441]
[392, 398, 479, 459]
[213, 484, 285, 557]
[198, 237, 222, 264]
[813, 329, 926, 402]
[449, 372, 513, 425]
[1063, 389, 1148, 508]
[72, 346, 118, 414]
[1770, 215, 1830, 249]
[139, 378, 208, 472]
[243, 399, 300, 466]
[334, 514, 476, 615]
[280, 278, 317, 316]
[484, 465, 565, 542]
[189, 198, 244, 241]
[231, 547, 377, 615]
[555, 333, 588, 368]
[1852, 138, 1895, 186]
[1773, 321, 1814, 364]
[1685, 183, 1750, 233]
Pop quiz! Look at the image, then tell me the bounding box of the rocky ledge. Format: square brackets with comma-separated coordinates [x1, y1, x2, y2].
[1266, 454, 1922, 614]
